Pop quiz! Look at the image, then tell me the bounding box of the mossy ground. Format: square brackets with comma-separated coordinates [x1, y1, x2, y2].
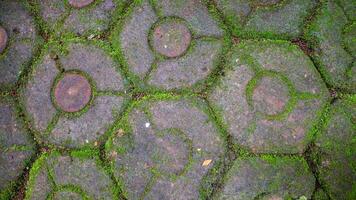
[0, 0, 355, 199]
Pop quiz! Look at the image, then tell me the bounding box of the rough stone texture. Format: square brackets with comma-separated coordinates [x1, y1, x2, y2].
[244, 0, 316, 38]
[118, 0, 224, 89]
[208, 40, 328, 154]
[335, 0, 356, 21]
[0, 26, 7, 53]
[0, 99, 34, 197]
[63, 0, 117, 36]
[38, 0, 120, 36]
[24, 55, 59, 133]
[251, 76, 290, 116]
[119, 0, 157, 78]
[50, 96, 123, 148]
[53, 191, 83, 200]
[216, 157, 315, 200]
[0, 0, 40, 86]
[152, 20, 192, 58]
[215, 0, 316, 39]
[306, 0, 355, 92]
[68, 0, 94, 9]
[107, 98, 224, 199]
[156, 0, 223, 37]
[24, 42, 126, 148]
[314, 98, 356, 200]
[25, 152, 116, 200]
[60, 43, 125, 91]
[37, 0, 66, 28]
[343, 22, 356, 57]
[148, 39, 223, 89]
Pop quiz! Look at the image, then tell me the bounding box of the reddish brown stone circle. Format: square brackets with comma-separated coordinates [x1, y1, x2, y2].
[152, 21, 191, 58]
[54, 73, 92, 113]
[0, 26, 8, 54]
[68, 0, 94, 8]
[252, 76, 290, 116]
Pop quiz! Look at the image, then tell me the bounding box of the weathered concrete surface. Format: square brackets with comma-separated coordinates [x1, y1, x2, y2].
[23, 42, 126, 148]
[208, 40, 328, 154]
[216, 156, 315, 200]
[314, 97, 356, 200]
[106, 98, 225, 199]
[0, 99, 35, 198]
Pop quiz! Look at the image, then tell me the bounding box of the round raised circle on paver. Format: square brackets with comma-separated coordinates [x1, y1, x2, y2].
[208, 40, 328, 154]
[152, 129, 192, 176]
[117, 0, 224, 89]
[251, 76, 290, 116]
[54, 73, 92, 113]
[23, 42, 126, 148]
[152, 20, 192, 58]
[106, 98, 224, 199]
[0, 26, 7, 53]
[68, 0, 94, 8]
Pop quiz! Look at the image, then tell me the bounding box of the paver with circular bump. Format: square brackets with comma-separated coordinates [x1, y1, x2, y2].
[215, 0, 316, 39]
[314, 97, 356, 200]
[216, 157, 315, 199]
[250, 76, 290, 116]
[0, 0, 41, 86]
[151, 20, 192, 58]
[54, 73, 92, 113]
[306, 0, 355, 92]
[117, 0, 224, 89]
[25, 151, 117, 200]
[68, 0, 94, 8]
[208, 40, 328, 154]
[106, 98, 224, 199]
[38, 0, 122, 36]
[23, 42, 127, 148]
[0, 26, 7, 53]
[0, 99, 35, 199]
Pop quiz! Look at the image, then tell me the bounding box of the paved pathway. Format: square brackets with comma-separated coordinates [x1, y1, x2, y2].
[0, 0, 355, 199]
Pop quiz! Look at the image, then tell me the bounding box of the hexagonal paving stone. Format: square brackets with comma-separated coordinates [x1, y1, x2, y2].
[0, 98, 35, 199]
[37, 0, 126, 36]
[208, 40, 329, 154]
[106, 98, 225, 199]
[216, 156, 315, 199]
[22, 41, 127, 148]
[0, 0, 42, 87]
[25, 151, 117, 200]
[215, 0, 316, 39]
[115, 0, 224, 89]
[314, 97, 356, 200]
[305, 0, 355, 92]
